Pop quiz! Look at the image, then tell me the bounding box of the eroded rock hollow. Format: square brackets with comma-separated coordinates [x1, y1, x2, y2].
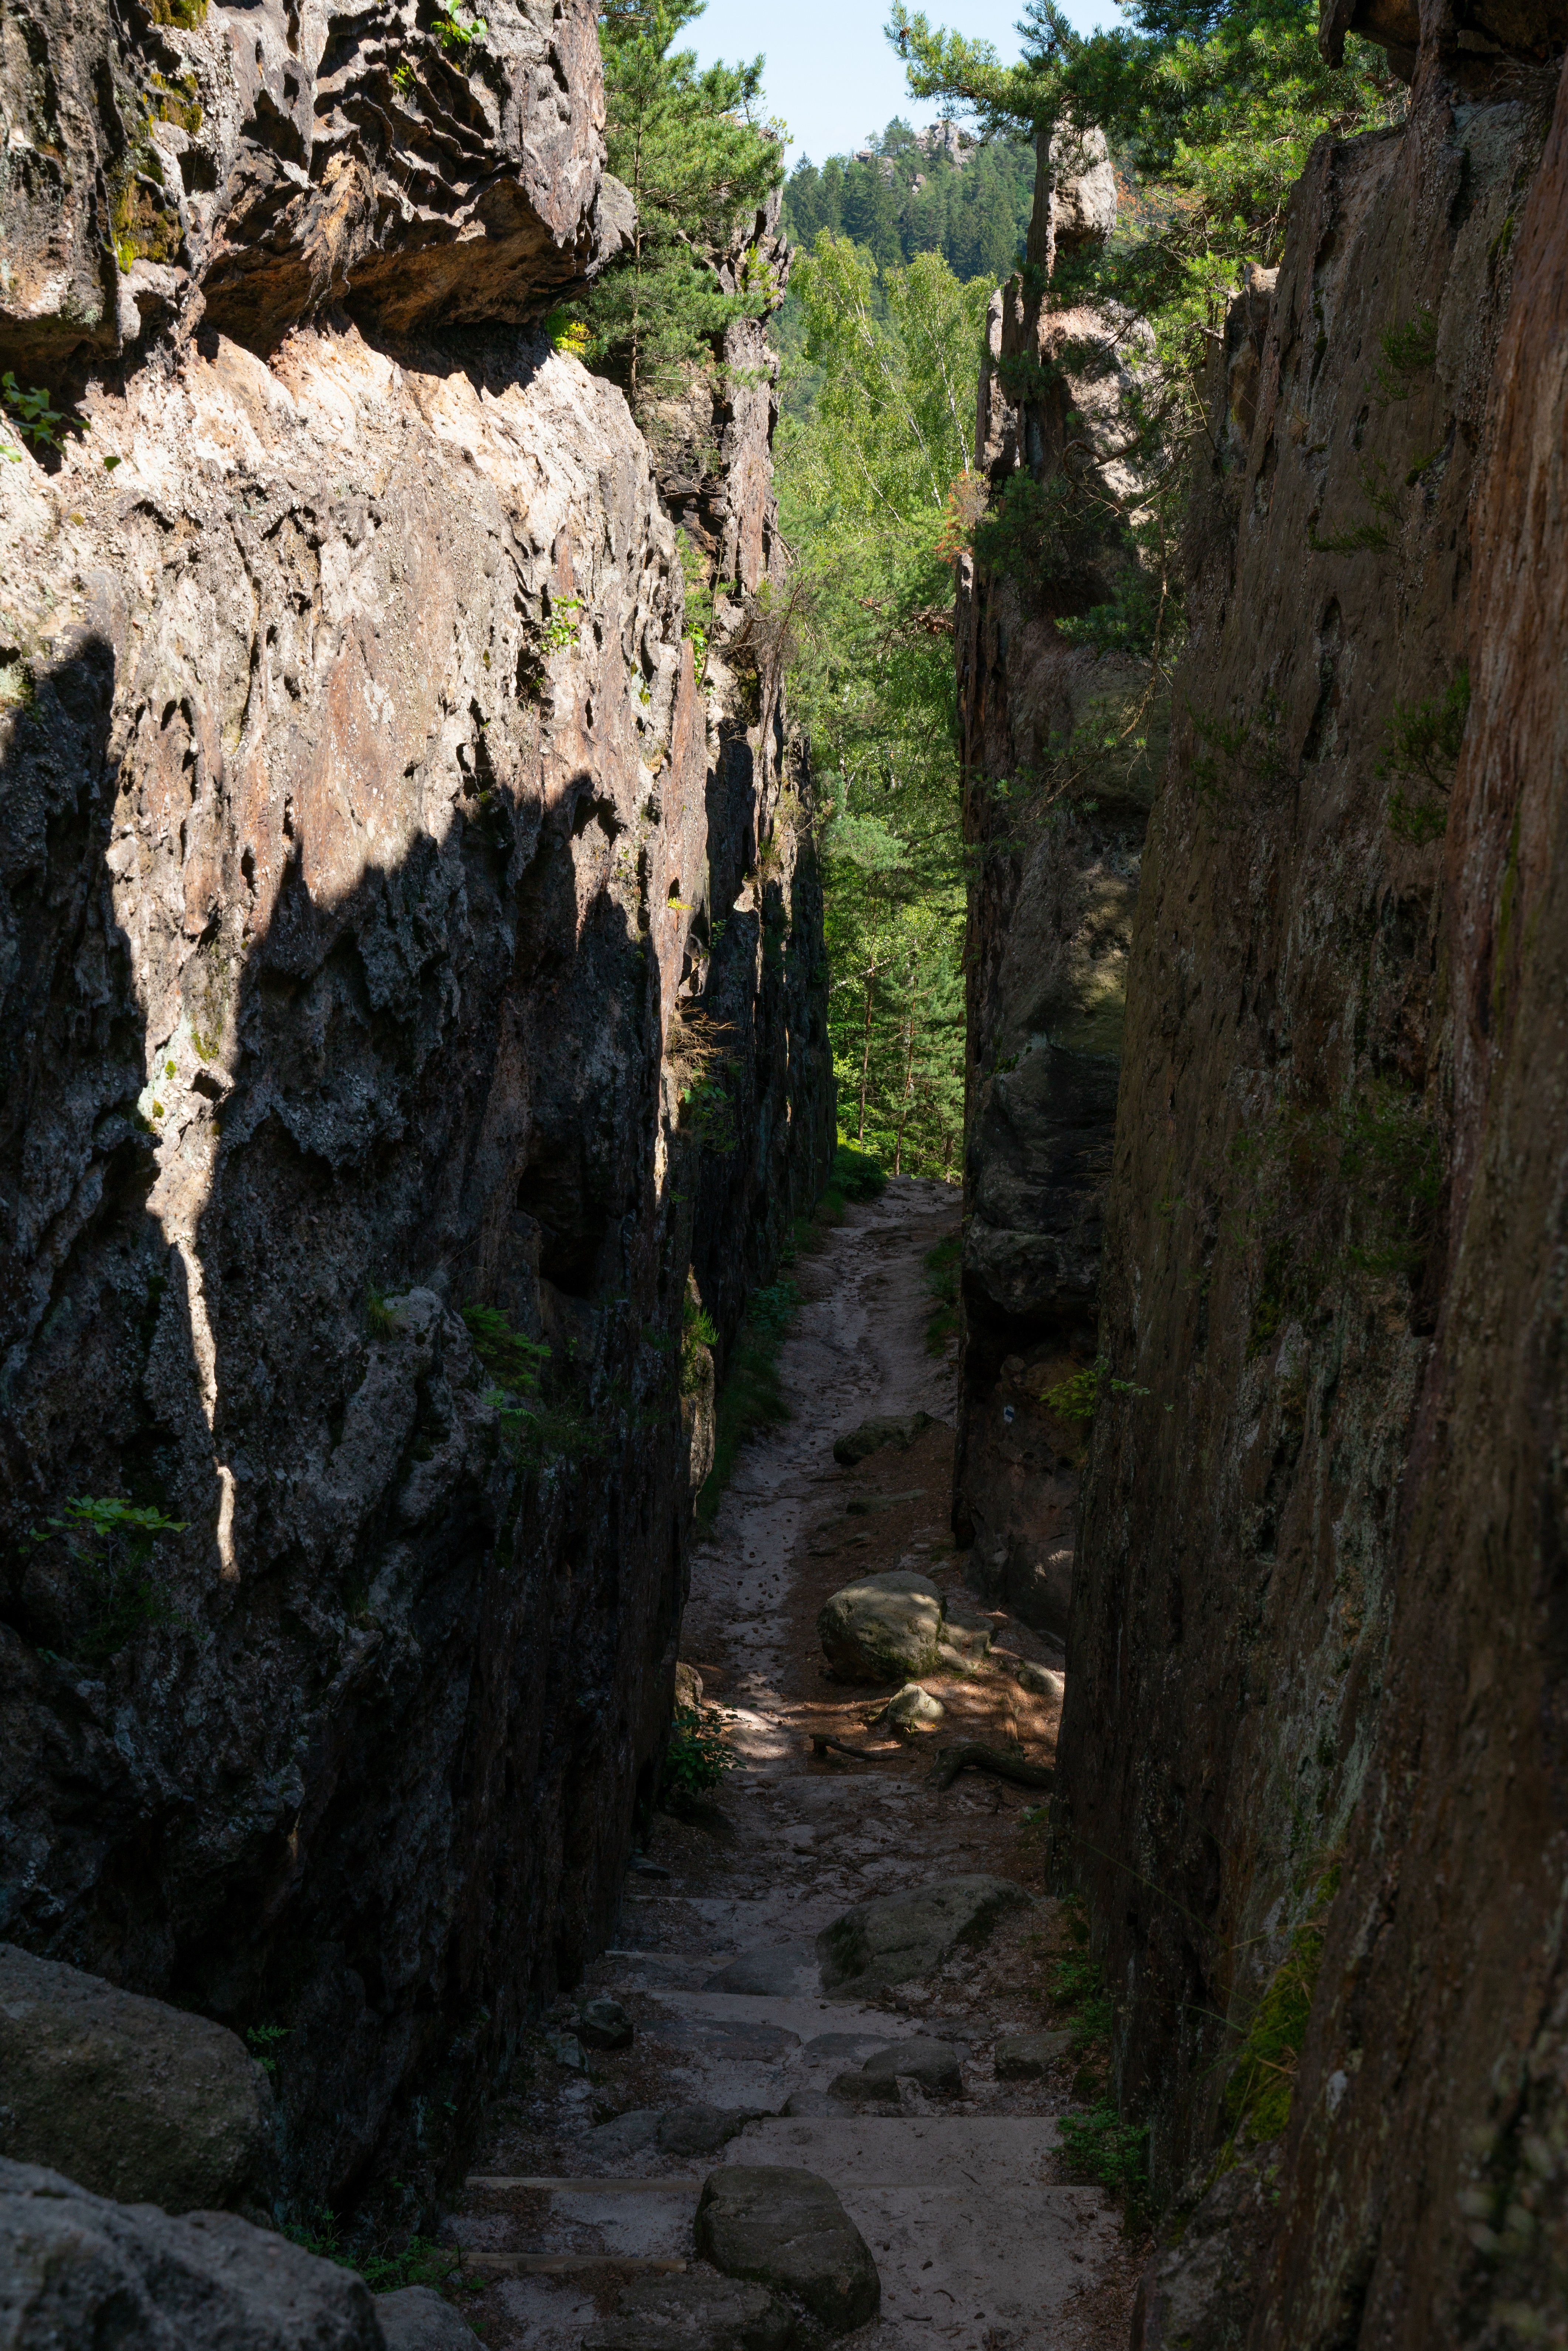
[0, 0, 830, 2223]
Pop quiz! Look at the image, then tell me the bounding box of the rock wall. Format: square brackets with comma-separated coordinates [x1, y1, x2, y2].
[1041, 3, 1568, 2341]
[0, 0, 830, 2222]
[953, 130, 1157, 1641]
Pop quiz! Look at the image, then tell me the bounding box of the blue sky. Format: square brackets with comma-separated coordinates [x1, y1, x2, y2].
[685, 0, 1118, 170]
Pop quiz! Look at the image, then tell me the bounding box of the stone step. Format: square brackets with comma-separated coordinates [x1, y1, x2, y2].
[463, 2253, 687, 2277]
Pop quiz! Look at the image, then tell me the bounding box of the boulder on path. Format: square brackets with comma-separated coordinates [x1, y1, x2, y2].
[589, 2104, 768, 2162]
[695, 2166, 879, 2334]
[0, 2156, 381, 2348]
[576, 1998, 633, 2051]
[375, 2284, 484, 2347]
[1016, 1660, 1066, 1703]
[818, 1572, 944, 1683]
[674, 1663, 705, 1710]
[703, 1945, 820, 1996]
[994, 2030, 1073, 2079]
[584, 2273, 797, 2351]
[832, 1413, 934, 1466]
[828, 2037, 962, 2101]
[0, 1943, 273, 2214]
[817, 1877, 1033, 1999]
[878, 1683, 945, 1730]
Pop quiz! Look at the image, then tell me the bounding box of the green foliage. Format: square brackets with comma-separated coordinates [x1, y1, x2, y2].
[282, 2207, 468, 2296]
[149, 0, 207, 23]
[660, 1701, 736, 1808]
[696, 1278, 799, 1521]
[1378, 667, 1469, 842]
[971, 469, 1104, 608]
[579, 1, 784, 414]
[22, 1496, 189, 1667]
[832, 1140, 888, 1201]
[541, 596, 584, 654]
[246, 2023, 290, 2076]
[681, 1296, 717, 1394]
[433, 7, 486, 56]
[777, 235, 976, 1180]
[923, 1232, 961, 1355]
[1374, 306, 1438, 405]
[2, 373, 71, 452]
[1221, 1865, 1339, 2148]
[1057, 2102, 1151, 2198]
[783, 119, 1036, 284]
[1039, 1358, 1149, 1421]
[463, 1303, 551, 1393]
[365, 1285, 398, 1340]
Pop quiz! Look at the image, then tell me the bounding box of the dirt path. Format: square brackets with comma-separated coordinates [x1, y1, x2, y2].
[448, 1181, 1141, 2350]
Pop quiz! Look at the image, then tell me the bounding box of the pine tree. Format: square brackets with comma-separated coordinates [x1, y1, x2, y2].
[583, 2, 785, 415]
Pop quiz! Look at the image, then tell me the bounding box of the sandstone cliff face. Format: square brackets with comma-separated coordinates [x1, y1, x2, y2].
[0, 0, 829, 2220]
[954, 132, 1155, 1640]
[1043, 4, 1568, 2341]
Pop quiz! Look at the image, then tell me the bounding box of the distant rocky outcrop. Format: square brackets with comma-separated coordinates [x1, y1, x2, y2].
[0, 0, 829, 2233]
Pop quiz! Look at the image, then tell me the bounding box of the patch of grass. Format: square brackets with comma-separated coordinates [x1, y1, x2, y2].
[1220, 1864, 1340, 2153]
[365, 1286, 398, 1340]
[660, 1702, 736, 1812]
[923, 1234, 961, 1356]
[1039, 1358, 1149, 1423]
[1378, 666, 1469, 843]
[695, 1276, 800, 1523]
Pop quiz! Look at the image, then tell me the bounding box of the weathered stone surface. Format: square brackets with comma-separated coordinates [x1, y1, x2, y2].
[674, 1663, 705, 1709]
[374, 2285, 484, 2351]
[831, 1412, 934, 1466]
[1015, 1660, 1064, 1703]
[703, 1946, 821, 1997]
[0, 2157, 382, 2349]
[584, 2272, 797, 2351]
[993, 2031, 1071, 2080]
[576, 1998, 633, 2052]
[656, 2106, 768, 2161]
[694, 2165, 880, 2334]
[0, 0, 610, 377]
[1129, 2148, 1279, 2351]
[817, 1572, 944, 1683]
[1053, 8, 1568, 2344]
[829, 2037, 962, 2099]
[816, 1877, 1032, 1998]
[0, 1943, 272, 2213]
[953, 133, 1153, 1639]
[0, 18, 829, 2237]
[877, 1683, 945, 1729]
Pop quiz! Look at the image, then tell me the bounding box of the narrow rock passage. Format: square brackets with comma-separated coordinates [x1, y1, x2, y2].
[450, 1184, 1140, 2350]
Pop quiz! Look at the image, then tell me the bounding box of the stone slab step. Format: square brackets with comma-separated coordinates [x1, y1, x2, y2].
[467, 2177, 704, 2194]
[463, 2254, 688, 2277]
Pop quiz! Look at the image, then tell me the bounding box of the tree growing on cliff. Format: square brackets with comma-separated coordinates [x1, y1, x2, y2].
[583, 2, 786, 412]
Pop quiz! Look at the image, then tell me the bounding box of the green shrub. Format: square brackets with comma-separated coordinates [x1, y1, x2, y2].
[462, 1303, 550, 1392]
[660, 1702, 736, 1811]
[681, 1296, 717, 1394]
[831, 1140, 886, 1201]
[1057, 2103, 1150, 2200]
[22, 1496, 188, 1666]
[282, 2207, 468, 2296]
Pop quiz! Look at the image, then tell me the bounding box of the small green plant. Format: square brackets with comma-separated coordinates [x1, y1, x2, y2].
[246, 2022, 290, 2075]
[1374, 307, 1439, 406]
[21, 1496, 189, 1666]
[282, 2207, 467, 2295]
[433, 7, 487, 55]
[462, 1303, 550, 1393]
[1378, 666, 1469, 842]
[660, 1702, 736, 1810]
[391, 58, 415, 91]
[541, 596, 584, 654]
[365, 1286, 398, 1340]
[1220, 1865, 1340, 2151]
[1057, 2103, 1150, 2199]
[1040, 1359, 1149, 1423]
[2, 373, 71, 453]
[923, 1232, 961, 1355]
[831, 1139, 886, 1201]
[681, 1296, 717, 1394]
